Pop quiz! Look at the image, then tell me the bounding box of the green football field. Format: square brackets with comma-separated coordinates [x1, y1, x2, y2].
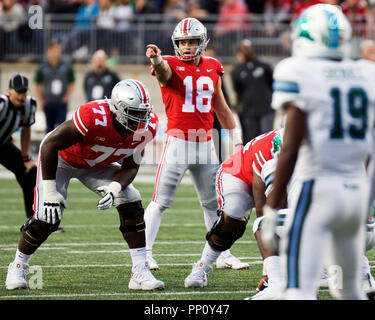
[0, 178, 373, 300]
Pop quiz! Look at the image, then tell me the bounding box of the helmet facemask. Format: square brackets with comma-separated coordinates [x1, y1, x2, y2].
[172, 18, 210, 61]
[110, 79, 153, 133]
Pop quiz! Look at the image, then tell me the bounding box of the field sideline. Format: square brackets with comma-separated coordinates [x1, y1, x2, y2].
[0, 178, 374, 301]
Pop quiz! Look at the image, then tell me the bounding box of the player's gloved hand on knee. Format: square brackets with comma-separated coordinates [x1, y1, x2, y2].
[261, 205, 278, 251]
[97, 181, 122, 210]
[43, 180, 67, 224]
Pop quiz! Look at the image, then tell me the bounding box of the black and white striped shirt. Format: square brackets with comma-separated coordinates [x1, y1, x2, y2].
[0, 94, 37, 145]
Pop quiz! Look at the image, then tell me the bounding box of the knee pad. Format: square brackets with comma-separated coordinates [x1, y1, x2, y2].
[20, 218, 57, 247]
[117, 201, 145, 233]
[205, 213, 247, 251]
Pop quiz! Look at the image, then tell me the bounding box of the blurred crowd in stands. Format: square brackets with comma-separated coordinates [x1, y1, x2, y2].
[1, 0, 374, 62]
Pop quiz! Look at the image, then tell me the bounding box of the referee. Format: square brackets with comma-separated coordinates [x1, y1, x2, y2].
[0, 74, 37, 219]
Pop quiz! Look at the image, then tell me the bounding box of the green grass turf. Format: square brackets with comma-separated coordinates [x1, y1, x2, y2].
[0, 178, 373, 300]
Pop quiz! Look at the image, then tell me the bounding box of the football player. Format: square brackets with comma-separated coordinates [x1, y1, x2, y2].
[262, 4, 375, 299]
[144, 17, 247, 271]
[184, 129, 284, 288]
[5, 79, 165, 291]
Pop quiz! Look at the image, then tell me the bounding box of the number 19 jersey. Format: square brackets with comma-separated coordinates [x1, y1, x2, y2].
[155, 55, 224, 140]
[272, 57, 375, 180]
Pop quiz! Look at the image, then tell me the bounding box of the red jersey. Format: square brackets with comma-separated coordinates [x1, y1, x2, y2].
[221, 129, 280, 187]
[59, 99, 158, 169]
[153, 55, 224, 141]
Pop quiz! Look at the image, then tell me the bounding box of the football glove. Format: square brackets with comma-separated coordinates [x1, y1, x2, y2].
[43, 180, 66, 225]
[261, 205, 278, 251]
[97, 181, 122, 210]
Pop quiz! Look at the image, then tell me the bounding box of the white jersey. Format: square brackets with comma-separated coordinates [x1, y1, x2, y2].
[272, 57, 375, 180]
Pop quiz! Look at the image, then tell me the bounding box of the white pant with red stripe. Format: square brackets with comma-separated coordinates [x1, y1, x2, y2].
[215, 168, 253, 222]
[33, 155, 141, 222]
[151, 134, 219, 210]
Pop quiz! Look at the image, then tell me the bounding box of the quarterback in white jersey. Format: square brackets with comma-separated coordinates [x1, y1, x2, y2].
[262, 4, 375, 300]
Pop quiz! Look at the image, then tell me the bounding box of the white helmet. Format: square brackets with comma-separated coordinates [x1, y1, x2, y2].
[171, 17, 209, 61]
[291, 4, 352, 59]
[109, 79, 153, 132]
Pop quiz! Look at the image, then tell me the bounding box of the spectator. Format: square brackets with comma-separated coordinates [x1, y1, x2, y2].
[0, 0, 26, 55]
[231, 39, 274, 144]
[264, 0, 293, 37]
[111, 0, 134, 56]
[113, 0, 134, 30]
[97, 0, 116, 52]
[213, 0, 249, 57]
[83, 49, 120, 101]
[162, 0, 187, 23]
[48, 0, 82, 14]
[63, 0, 99, 56]
[187, 0, 208, 22]
[34, 41, 75, 133]
[134, 0, 160, 15]
[341, 0, 368, 37]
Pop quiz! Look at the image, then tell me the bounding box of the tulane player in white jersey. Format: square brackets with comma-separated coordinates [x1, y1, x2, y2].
[261, 4, 375, 300]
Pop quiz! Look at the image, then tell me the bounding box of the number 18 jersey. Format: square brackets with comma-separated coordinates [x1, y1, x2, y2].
[155, 55, 224, 140]
[272, 57, 375, 180]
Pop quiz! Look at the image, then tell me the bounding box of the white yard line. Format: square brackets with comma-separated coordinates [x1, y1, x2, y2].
[0, 290, 253, 299]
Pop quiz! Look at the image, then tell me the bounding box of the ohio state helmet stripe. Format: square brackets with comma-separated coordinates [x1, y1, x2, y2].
[73, 108, 88, 136]
[133, 80, 148, 104]
[183, 18, 189, 35]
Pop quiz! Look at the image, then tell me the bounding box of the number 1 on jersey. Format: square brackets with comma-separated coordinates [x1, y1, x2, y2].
[182, 76, 214, 113]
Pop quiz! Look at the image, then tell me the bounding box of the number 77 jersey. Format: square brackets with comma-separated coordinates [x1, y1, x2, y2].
[59, 99, 158, 169]
[272, 56, 375, 180]
[154, 55, 224, 139]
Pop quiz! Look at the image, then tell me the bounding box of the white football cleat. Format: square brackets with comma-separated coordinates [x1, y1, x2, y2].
[128, 261, 165, 290]
[5, 262, 28, 290]
[148, 256, 159, 271]
[244, 285, 283, 300]
[184, 261, 212, 288]
[216, 253, 249, 270]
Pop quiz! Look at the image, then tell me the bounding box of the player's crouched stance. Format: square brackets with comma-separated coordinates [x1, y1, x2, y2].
[5, 79, 165, 291]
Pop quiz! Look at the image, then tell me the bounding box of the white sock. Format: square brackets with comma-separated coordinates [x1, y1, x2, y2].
[200, 242, 221, 267]
[14, 249, 32, 265]
[129, 247, 147, 266]
[264, 255, 283, 287]
[144, 201, 165, 258]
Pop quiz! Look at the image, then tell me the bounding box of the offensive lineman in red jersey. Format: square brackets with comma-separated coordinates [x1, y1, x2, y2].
[5, 79, 165, 291]
[144, 17, 248, 272]
[184, 129, 284, 288]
